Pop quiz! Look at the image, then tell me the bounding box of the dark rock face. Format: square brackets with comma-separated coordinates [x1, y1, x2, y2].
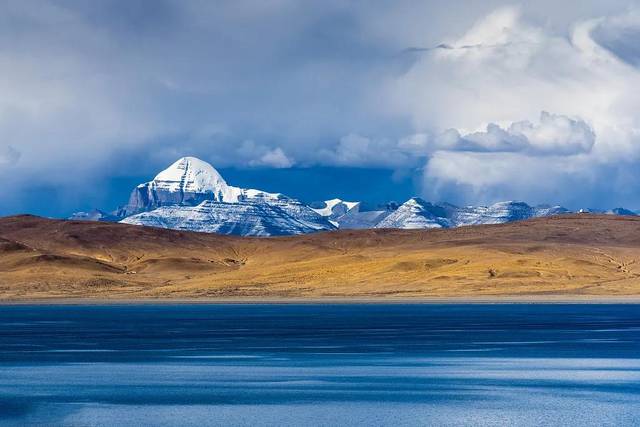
[117, 183, 219, 217]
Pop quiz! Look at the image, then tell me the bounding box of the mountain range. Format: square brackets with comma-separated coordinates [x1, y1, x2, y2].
[70, 156, 638, 236]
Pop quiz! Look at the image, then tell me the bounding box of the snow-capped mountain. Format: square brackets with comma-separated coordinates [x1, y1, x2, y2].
[312, 198, 360, 220]
[117, 157, 334, 236]
[68, 155, 639, 237]
[311, 198, 400, 229]
[608, 207, 638, 216]
[450, 202, 569, 226]
[121, 200, 332, 236]
[375, 198, 452, 229]
[374, 198, 571, 230]
[118, 157, 283, 217]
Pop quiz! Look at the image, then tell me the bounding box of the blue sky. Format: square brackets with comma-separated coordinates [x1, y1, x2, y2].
[2, 0, 640, 216]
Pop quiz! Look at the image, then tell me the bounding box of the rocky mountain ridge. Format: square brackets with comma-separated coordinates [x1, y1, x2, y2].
[69, 156, 638, 236]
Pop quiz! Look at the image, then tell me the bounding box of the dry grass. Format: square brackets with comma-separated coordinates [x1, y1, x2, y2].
[1, 214, 640, 300]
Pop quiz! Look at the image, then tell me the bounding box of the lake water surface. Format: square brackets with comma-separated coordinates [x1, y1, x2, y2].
[1, 304, 639, 426]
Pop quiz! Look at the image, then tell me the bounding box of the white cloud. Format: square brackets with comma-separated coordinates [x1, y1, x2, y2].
[318, 133, 430, 168]
[510, 112, 595, 155]
[435, 112, 595, 155]
[249, 147, 294, 168]
[442, 125, 527, 153]
[424, 151, 600, 206]
[385, 6, 640, 206]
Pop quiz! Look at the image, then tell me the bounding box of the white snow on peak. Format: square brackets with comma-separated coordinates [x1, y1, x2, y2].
[144, 156, 286, 203]
[343, 201, 359, 211]
[116, 156, 579, 236]
[375, 197, 450, 229]
[119, 156, 337, 236]
[240, 188, 284, 201]
[121, 199, 335, 236]
[312, 198, 360, 219]
[151, 156, 232, 196]
[403, 197, 423, 207]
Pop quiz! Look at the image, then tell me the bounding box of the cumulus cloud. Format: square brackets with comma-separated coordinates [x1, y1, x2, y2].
[433, 112, 595, 155]
[249, 147, 294, 168]
[385, 6, 640, 207]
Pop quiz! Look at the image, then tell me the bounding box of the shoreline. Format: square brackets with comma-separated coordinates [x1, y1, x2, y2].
[3, 296, 640, 305]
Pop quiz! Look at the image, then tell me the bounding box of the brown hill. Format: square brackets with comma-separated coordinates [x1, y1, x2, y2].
[1, 214, 640, 300]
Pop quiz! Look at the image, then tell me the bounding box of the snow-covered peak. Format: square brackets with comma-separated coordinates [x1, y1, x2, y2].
[404, 197, 425, 208]
[146, 157, 288, 204]
[119, 156, 313, 217]
[399, 197, 448, 213]
[122, 199, 335, 237]
[113, 156, 581, 235]
[375, 197, 451, 229]
[312, 198, 360, 219]
[240, 188, 285, 202]
[151, 156, 229, 195]
[608, 207, 637, 216]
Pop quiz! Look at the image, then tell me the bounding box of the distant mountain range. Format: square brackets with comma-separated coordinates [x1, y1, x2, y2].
[69, 156, 639, 236]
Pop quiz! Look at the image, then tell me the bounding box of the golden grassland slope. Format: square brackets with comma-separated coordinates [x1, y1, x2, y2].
[1, 214, 640, 300]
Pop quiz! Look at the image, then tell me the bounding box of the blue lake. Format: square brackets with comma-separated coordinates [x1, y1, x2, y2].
[1, 304, 639, 426]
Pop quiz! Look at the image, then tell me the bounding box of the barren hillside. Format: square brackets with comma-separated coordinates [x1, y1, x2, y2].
[1, 214, 640, 300]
